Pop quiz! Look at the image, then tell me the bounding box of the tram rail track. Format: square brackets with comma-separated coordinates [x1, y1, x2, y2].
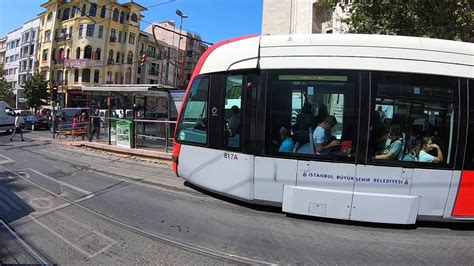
[0, 165, 273, 265]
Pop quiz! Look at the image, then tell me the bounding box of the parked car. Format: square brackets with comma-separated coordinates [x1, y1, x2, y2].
[24, 115, 50, 130]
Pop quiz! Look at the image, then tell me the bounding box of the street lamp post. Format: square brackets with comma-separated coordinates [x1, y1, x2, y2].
[175, 9, 188, 89]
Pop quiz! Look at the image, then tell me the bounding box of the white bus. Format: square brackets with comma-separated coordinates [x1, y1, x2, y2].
[172, 34, 474, 225]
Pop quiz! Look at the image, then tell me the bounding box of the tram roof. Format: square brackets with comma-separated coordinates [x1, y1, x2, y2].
[199, 34, 473, 79]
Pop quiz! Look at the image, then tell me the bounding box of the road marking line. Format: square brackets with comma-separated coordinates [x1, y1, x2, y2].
[25, 168, 92, 195]
[0, 154, 14, 165]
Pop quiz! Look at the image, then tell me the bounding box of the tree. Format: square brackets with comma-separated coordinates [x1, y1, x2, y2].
[0, 66, 14, 102]
[344, 0, 473, 42]
[22, 71, 48, 109]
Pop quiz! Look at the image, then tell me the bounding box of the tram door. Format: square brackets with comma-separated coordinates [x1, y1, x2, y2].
[452, 79, 474, 217]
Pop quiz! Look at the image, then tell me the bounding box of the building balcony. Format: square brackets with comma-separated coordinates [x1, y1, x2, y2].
[109, 37, 117, 43]
[107, 59, 114, 65]
[56, 34, 71, 43]
[148, 70, 158, 76]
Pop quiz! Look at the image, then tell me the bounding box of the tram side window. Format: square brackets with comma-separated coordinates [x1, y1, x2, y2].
[266, 72, 358, 160]
[222, 75, 243, 149]
[370, 72, 457, 166]
[176, 76, 209, 144]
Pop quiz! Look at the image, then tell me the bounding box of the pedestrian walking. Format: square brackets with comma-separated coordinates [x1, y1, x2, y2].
[10, 113, 24, 142]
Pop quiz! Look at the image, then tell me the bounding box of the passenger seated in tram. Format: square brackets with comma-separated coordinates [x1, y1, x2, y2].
[293, 103, 314, 144]
[278, 126, 295, 153]
[228, 105, 240, 136]
[375, 124, 403, 160]
[417, 137, 444, 163]
[313, 115, 340, 155]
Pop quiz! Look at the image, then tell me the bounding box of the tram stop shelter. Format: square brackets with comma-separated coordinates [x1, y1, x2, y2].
[82, 84, 178, 152]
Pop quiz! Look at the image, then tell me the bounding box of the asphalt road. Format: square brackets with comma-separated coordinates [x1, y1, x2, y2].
[0, 129, 473, 264]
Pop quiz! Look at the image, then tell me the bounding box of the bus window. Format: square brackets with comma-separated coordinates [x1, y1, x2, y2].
[176, 76, 209, 144]
[266, 71, 358, 160]
[223, 75, 243, 149]
[370, 72, 458, 166]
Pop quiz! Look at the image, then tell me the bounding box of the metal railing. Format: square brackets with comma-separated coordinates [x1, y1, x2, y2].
[134, 119, 176, 153]
[85, 116, 176, 153]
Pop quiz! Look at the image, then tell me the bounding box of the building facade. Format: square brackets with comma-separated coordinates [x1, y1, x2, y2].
[3, 19, 41, 108]
[262, 0, 352, 35]
[38, 0, 146, 107]
[137, 31, 176, 86]
[144, 21, 205, 89]
[0, 36, 7, 68]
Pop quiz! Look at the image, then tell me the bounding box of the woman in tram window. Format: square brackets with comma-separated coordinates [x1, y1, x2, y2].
[418, 137, 444, 163]
[375, 124, 402, 160]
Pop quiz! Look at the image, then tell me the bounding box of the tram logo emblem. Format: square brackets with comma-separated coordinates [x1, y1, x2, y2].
[211, 106, 218, 116]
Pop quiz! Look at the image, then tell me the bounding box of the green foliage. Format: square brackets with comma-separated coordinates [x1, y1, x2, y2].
[22, 71, 48, 109]
[344, 0, 473, 42]
[0, 66, 14, 102]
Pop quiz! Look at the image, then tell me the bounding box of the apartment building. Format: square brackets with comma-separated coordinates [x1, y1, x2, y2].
[38, 0, 146, 107]
[3, 19, 40, 108]
[144, 21, 205, 89]
[137, 30, 176, 86]
[0, 36, 7, 68]
[262, 0, 352, 35]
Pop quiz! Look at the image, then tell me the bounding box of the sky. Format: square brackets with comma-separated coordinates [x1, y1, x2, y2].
[0, 0, 263, 45]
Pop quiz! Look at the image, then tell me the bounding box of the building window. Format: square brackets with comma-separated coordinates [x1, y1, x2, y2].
[89, 3, 97, 17]
[57, 9, 61, 19]
[107, 71, 112, 83]
[82, 69, 91, 82]
[98, 25, 104, 38]
[120, 11, 124, 23]
[107, 50, 114, 65]
[100, 6, 106, 18]
[84, 46, 92, 59]
[94, 70, 100, 83]
[58, 48, 64, 60]
[51, 48, 56, 60]
[62, 8, 70, 20]
[78, 24, 83, 37]
[66, 48, 70, 59]
[47, 12, 52, 20]
[42, 49, 48, 61]
[81, 4, 86, 16]
[123, 32, 127, 43]
[265, 71, 358, 159]
[76, 47, 81, 59]
[94, 48, 101, 60]
[118, 31, 122, 42]
[370, 72, 457, 165]
[113, 9, 119, 21]
[131, 13, 138, 22]
[116, 52, 120, 64]
[45, 30, 51, 41]
[86, 24, 94, 37]
[129, 33, 135, 44]
[110, 29, 116, 42]
[74, 69, 79, 82]
[127, 51, 133, 64]
[114, 72, 119, 84]
[71, 6, 76, 18]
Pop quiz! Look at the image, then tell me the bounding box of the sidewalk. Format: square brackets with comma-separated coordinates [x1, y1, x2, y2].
[66, 141, 172, 161]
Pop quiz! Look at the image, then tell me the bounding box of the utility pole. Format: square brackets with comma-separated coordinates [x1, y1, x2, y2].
[175, 9, 188, 89]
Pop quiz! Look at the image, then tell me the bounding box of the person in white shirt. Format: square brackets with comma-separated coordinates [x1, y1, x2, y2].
[10, 113, 24, 141]
[418, 137, 443, 163]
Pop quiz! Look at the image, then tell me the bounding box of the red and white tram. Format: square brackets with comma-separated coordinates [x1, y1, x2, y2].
[172, 34, 474, 224]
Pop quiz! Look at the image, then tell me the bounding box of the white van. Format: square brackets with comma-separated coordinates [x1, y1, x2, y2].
[0, 101, 15, 132]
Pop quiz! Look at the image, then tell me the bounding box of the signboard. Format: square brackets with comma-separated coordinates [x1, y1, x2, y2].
[64, 59, 102, 68]
[116, 120, 132, 148]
